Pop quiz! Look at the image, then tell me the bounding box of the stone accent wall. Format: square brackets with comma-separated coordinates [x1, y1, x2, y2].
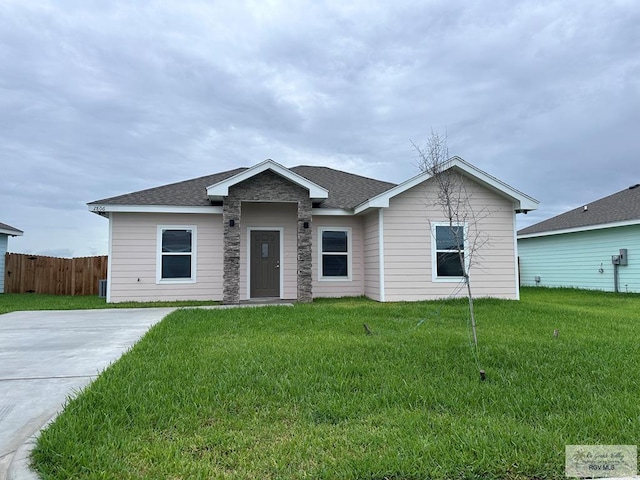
[222, 198, 241, 304]
[222, 170, 313, 304]
[297, 197, 313, 302]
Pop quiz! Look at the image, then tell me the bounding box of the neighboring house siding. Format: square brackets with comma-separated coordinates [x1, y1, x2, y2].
[239, 202, 298, 300]
[312, 216, 365, 297]
[383, 176, 518, 301]
[109, 212, 223, 302]
[518, 225, 640, 292]
[0, 235, 7, 293]
[363, 210, 381, 301]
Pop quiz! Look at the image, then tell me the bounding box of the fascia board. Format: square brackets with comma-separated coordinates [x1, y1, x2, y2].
[450, 157, 539, 211]
[517, 218, 640, 239]
[206, 159, 329, 200]
[0, 228, 23, 236]
[353, 172, 428, 214]
[88, 205, 223, 215]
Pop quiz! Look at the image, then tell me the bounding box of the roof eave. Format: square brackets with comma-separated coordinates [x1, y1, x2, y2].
[87, 204, 223, 216]
[0, 228, 23, 236]
[518, 218, 640, 239]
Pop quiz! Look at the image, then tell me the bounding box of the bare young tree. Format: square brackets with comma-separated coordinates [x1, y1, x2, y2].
[412, 131, 489, 375]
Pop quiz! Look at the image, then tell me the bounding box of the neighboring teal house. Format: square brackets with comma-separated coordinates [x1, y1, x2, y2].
[0, 222, 23, 293]
[518, 185, 640, 293]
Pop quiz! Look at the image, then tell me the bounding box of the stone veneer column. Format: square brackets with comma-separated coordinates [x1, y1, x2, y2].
[222, 198, 241, 304]
[297, 198, 313, 303]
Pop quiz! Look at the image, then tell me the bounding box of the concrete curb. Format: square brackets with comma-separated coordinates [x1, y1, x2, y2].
[7, 415, 57, 480]
[7, 436, 38, 480]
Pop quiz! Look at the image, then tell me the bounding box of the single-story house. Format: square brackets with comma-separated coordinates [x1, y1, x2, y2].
[0, 222, 23, 294]
[88, 158, 538, 304]
[518, 184, 640, 292]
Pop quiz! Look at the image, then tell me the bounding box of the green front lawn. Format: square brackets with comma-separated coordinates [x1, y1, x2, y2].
[31, 288, 640, 479]
[0, 293, 218, 315]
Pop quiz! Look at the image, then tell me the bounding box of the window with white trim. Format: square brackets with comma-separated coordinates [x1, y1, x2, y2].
[319, 227, 351, 280]
[157, 226, 197, 283]
[432, 223, 467, 280]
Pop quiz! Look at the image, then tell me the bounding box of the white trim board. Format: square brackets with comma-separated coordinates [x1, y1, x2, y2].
[0, 228, 23, 236]
[518, 219, 640, 239]
[89, 205, 223, 215]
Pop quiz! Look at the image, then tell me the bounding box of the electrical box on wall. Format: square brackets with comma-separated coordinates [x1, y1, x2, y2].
[612, 255, 620, 265]
[619, 249, 628, 266]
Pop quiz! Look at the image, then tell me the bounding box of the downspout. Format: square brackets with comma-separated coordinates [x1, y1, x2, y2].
[106, 212, 113, 303]
[378, 208, 385, 302]
[512, 210, 520, 300]
[613, 263, 619, 293]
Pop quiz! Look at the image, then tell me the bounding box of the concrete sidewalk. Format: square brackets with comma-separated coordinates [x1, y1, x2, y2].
[0, 308, 175, 479]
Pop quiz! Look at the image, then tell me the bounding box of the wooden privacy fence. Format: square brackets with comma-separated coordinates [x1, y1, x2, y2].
[4, 253, 108, 295]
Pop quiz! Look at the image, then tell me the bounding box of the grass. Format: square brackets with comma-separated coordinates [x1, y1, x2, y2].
[31, 288, 640, 479]
[0, 293, 218, 315]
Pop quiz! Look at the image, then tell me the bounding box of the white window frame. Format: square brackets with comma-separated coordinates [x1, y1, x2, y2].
[156, 225, 197, 284]
[431, 222, 468, 282]
[318, 226, 352, 281]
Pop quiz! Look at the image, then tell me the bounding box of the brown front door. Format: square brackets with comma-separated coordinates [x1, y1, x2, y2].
[250, 230, 280, 298]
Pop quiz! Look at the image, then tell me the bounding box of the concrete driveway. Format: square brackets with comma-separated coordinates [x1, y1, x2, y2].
[0, 308, 175, 479]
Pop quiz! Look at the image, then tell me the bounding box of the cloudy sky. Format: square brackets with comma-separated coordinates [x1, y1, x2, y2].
[1, 0, 638, 257]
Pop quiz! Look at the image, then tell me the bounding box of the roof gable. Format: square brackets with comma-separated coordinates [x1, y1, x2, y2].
[354, 156, 539, 214]
[206, 159, 328, 202]
[518, 184, 640, 238]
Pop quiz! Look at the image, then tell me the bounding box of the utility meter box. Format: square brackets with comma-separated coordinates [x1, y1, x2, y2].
[612, 255, 620, 265]
[619, 249, 628, 266]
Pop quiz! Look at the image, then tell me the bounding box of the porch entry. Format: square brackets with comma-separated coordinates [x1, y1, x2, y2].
[250, 230, 280, 298]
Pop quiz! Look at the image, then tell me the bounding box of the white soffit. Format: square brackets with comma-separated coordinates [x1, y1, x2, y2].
[88, 205, 223, 215]
[0, 228, 23, 236]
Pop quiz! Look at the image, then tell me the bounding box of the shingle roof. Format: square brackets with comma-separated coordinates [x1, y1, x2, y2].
[0, 222, 23, 235]
[89, 165, 397, 211]
[290, 166, 396, 209]
[89, 168, 247, 206]
[518, 184, 640, 236]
